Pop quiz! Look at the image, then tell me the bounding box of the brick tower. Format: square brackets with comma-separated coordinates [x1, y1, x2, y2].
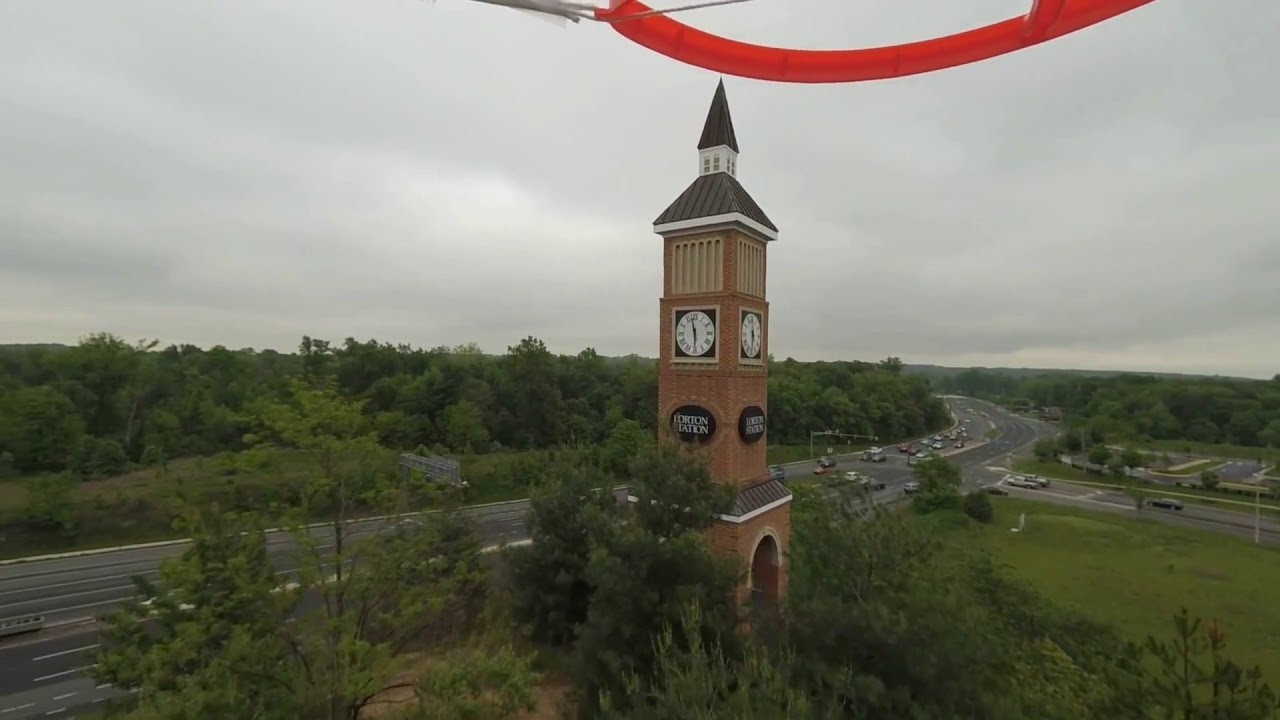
[652, 80, 791, 612]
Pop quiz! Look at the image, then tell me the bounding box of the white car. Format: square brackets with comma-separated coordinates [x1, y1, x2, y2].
[1004, 475, 1040, 489]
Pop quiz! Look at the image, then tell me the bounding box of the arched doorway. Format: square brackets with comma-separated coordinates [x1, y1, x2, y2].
[750, 533, 780, 615]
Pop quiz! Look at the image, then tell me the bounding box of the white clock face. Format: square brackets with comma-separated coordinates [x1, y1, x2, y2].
[675, 310, 716, 357]
[741, 312, 762, 359]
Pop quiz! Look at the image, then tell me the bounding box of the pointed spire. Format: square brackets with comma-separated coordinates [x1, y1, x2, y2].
[697, 78, 739, 153]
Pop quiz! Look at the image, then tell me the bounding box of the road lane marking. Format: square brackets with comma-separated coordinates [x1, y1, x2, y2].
[43, 709, 65, 715]
[0, 570, 160, 597]
[33, 665, 95, 683]
[0, 585, 135, 611]
[33, 644, 100, 662]
[51, 693, 76, 701]
[2, 703, 36, 714]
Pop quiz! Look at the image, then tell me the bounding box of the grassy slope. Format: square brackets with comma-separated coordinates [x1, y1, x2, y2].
[958, 497, 1280, 678]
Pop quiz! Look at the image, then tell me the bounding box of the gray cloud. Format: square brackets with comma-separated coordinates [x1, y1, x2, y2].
[1, 0, 1277, 377]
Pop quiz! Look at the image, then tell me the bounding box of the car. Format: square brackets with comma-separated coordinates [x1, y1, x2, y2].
[954, 441, 965, 448]
[843, 471, 866, 483]
[860, 478, 888, 491]
[1004, 475, 1040, 489]
[984, 485, 1009, 496]
[1023, 475, 1050, 488]
[768, 465, 786, 482]
[903, 481, 921, 494]
[931, 442, 944, 450]
[1147, 498, 1184, 511]
[898, 443, 910, 453]
[813, 465, 834, 476]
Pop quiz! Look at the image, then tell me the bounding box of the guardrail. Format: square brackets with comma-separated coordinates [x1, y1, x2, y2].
[0, 614, 45, 638]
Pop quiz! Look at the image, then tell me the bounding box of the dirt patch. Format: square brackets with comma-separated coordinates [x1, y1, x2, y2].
[359, 652, 571, 720]
[518, 681, 571, 720]
[0, 482, 29, 513]
[1194, 567, 1233, 582]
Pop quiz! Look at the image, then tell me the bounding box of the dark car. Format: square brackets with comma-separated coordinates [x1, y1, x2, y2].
[984, 485, 1009, 496]
[1147, 498, 1184, 511]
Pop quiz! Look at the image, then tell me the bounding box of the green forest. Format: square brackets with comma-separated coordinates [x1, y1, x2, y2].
[88, 425, 1280, 719]
[0, 333, 948, 555]
[934, 368, 1280, 449]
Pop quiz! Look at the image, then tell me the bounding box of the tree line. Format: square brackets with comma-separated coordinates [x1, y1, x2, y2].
[0, 333, 948, 478]
[935, 368, 1280, 449]
[92, 382, 1280, 719]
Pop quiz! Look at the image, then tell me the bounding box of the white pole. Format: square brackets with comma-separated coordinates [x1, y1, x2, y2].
[1256, 489, 1261, 545]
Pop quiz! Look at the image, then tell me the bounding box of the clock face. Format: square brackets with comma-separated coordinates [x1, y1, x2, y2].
[675, 309, 717, 358]
[740, 311, 762, 360]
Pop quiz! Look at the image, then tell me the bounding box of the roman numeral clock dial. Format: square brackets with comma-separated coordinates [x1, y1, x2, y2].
[674, 309, 717, 358]
[740, 310, 762, 361]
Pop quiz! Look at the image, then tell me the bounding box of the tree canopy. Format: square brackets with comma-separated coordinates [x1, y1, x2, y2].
[0, 334, 945, 477]
[932, 367, 1280, 450]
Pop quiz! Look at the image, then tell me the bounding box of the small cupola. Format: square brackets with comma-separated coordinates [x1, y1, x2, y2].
[697, 78, 740, 178]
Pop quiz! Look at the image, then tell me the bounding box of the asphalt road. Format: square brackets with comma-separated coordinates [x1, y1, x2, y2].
[0, 396, 1043, 718]
[995, 478, 1280, 544]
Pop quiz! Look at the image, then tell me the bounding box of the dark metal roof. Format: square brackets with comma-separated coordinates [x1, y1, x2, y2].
[727, 478, 792, 518]
[697, 79, 739, 152]
[653, 172, 778, 233]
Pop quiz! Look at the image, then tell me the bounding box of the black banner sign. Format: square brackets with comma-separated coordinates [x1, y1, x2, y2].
[738, 405, 766, 444]
[671, 405, 717, 443]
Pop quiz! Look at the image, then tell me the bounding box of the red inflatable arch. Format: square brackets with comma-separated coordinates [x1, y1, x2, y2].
[595, 0, 1159, 83]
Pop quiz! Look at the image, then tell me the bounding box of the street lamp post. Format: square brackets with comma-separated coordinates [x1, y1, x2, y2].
[809, 430, 879, 459]
[1255, 488, 1262, 545]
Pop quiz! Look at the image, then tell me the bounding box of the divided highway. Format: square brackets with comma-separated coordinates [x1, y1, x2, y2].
[0, 397, 1045, 718]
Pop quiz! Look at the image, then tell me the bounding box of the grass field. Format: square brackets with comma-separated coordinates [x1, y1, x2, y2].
[765, 443, 875, 465]
[962, 496, 1280, 679]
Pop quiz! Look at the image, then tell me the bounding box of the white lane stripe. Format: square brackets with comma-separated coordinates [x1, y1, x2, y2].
[52, 692, 76, 701]
[2, 703, 36, 713]
[0, 569, 159, 597]
[33, 664, 95, 683]
[33, 644, 100, 662]
[0, 585, 135, 611]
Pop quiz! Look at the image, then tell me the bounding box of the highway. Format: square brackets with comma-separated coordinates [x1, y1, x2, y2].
[0, 396, 1044, 718]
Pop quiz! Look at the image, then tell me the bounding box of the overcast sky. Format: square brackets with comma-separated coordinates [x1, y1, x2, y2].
[2, 1, 1277, 378]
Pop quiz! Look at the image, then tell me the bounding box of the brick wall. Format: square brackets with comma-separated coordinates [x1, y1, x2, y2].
[657, 229, 770, 487]
[658, 224, 789, 610]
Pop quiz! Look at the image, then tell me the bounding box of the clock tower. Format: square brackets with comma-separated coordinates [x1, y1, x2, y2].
[653, 80, 791, 612]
